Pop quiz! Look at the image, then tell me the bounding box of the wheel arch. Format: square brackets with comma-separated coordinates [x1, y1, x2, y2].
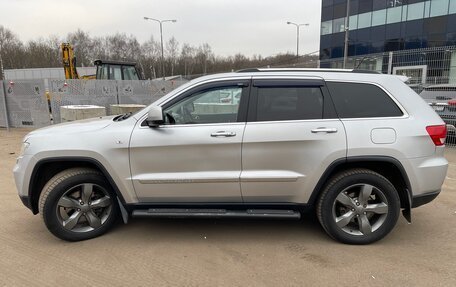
[28, 157, 127, 214]
[309, 156, 412, 221]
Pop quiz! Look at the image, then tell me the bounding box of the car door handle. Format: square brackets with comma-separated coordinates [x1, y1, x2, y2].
[211, 131, 236, 137]
[311, 127, 338, 133]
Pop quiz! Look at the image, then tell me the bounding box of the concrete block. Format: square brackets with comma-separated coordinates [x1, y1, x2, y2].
[60, 105, 106, 122]
[109, 104, 146, 115]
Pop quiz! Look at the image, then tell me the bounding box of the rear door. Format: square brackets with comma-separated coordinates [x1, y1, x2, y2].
[240, 77, 347, 203]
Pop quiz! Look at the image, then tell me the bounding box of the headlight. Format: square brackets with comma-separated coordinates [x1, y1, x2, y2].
[19, 141, 30, 156]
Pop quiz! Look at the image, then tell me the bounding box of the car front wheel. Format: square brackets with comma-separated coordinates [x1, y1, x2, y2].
[39, 168, 119, 241]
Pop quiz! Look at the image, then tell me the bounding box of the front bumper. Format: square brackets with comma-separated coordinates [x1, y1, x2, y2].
[412, 189, 441, 208]
[13, 154, 36, 213]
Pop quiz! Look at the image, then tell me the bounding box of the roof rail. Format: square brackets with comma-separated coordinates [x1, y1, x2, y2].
[235, 68, 380, 74]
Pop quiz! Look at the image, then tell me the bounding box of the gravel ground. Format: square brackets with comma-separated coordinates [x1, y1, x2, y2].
[1, 128, 455, 286]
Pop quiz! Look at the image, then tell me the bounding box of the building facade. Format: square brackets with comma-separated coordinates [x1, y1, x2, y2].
[320, 0, 456, 60]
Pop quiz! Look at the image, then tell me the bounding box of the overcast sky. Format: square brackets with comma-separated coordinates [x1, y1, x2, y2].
[1, 0, 321, 57]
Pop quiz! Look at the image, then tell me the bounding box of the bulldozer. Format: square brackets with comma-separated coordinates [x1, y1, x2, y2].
[61, 43, 142, 80]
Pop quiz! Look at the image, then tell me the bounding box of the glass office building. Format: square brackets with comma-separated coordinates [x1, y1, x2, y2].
[320, 0, 456, 60]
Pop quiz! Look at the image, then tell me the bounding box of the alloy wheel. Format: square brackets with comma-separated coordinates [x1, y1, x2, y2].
[332, 184, 389, 236]
[56, 183, 113, 232]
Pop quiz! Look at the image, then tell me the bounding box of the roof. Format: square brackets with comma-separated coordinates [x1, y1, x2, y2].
[236, 68, 380, 74]
[93, 59, 138, 66]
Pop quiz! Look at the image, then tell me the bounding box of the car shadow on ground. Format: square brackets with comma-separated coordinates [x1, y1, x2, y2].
[108, 211, 333, 244]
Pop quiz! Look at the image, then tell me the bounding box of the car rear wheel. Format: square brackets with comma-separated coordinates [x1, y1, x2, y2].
[317, 169, 400, 244]
[39, 168, 119, 241]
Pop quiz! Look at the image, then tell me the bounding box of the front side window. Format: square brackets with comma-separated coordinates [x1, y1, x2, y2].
[255, 87, 323, 121]
[327, 82, 403, 118]
[163, 87, 243, 125]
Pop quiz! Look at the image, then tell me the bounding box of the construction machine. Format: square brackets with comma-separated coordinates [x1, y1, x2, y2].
[61, 43, 142, 80]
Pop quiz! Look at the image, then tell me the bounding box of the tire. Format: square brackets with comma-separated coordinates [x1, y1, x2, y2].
[39, 168, 119, 241]
[316, 168, 400, 245]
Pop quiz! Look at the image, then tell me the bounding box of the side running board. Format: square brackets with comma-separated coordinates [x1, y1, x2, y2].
[132, 208, 301, 219]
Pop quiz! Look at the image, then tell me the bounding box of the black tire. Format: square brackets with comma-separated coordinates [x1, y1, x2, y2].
[39, 168, 119, 241]
[316, 168, 400, 245]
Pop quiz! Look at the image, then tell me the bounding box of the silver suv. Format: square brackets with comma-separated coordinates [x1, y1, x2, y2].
[13, 69, 449, 244]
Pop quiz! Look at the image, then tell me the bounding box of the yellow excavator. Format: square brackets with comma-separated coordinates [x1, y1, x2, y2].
[61, 43, 142, 80]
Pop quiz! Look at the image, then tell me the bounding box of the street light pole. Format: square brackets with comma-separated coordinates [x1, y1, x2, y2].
[144, 17, 177, 79]
[343, 0, 351, 69]
[287, 22, 309, 62]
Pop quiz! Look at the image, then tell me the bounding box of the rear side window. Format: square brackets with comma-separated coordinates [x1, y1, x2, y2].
[256, 87, 323, 121]
[326, 82, 403, 118]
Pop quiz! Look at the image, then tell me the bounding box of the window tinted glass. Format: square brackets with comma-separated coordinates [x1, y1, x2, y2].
[358, 12, 372, 29]
[372, 9, 387, 26]
[387, 6, 402, 24]
[321, 20, 333, 35]
[407, 2, 425, 20]
[109, 65, 122, 80]
[327, 82, 403, 118]
[163, 87, 242, 125]
[97, 65, 108, 80]
[122, 66, 139, 80]
[451, 0, 456, 13]
[430, 0, 449, 17]
[256, 87, 323, 121]
[349, 15, 358, 29]
[333, 17, 346, 33]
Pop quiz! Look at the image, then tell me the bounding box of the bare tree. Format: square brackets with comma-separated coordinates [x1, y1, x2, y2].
[196, 43, 213, 75]
[0, 26, 319, 79]
[0, 25, 24, 75]
[141, 36, 161, 79]
[180, 43, 196, 77]
[166, 37, 179, 76]
[66, 29, 93, 66]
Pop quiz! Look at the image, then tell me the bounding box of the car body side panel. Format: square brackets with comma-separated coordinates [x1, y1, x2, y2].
[13, 117, 138, 204]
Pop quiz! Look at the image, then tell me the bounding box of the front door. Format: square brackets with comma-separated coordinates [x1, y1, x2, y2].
[129, 79, 250, 202]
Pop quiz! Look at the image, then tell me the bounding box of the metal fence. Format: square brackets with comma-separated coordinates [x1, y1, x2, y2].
[0, 79, 188, 127]
[1, 80, 51, 128]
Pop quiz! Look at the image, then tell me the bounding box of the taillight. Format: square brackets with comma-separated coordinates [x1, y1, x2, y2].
[426, 125, 447, 146]
[448, 99, 456, 106]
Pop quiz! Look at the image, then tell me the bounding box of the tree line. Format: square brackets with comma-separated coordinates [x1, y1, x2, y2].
[0, 25, 318, 80]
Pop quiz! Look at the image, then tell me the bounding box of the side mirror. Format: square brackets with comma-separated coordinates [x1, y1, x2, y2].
[145, 106, 164, 128]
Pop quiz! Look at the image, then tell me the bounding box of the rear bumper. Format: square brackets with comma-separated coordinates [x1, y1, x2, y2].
[412, 189, 441, 208]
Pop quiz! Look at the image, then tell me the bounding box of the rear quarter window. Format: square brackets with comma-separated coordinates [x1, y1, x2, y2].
[326, 82, 403, 118]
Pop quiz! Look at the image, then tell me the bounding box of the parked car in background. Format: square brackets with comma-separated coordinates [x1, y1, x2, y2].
[420, 84, 456, 144]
